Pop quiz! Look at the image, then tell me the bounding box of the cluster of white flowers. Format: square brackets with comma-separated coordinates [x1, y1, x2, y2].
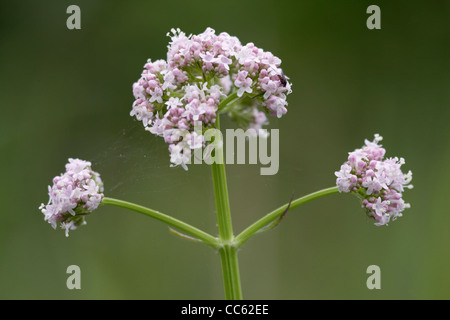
[335, 134, 413, 226]
[39, 158, 104, 236]
[131, 27, 292, 169]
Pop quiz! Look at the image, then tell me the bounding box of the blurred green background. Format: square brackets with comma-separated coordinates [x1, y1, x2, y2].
[0, 0, 449, 299]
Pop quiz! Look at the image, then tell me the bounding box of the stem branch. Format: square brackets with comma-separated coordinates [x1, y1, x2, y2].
[217, 92, 239, 111]
[101, 197, 219, 248]
[235, 186, 340, 247]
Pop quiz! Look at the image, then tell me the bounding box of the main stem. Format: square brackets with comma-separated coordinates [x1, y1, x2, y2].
[211, 116, 243, 300]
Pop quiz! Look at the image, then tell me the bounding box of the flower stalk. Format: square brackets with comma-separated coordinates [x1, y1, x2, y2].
[101, 197, 219, 249]
[235, 187, 340, 248]
[211, 115, 243, 300]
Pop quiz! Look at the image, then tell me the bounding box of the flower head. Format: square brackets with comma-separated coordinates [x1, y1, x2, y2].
[130, 28, 292, 169]
[335, 135, 413, 226]
[39, 158, 104, 236]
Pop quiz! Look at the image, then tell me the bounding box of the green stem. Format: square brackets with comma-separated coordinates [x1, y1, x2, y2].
[235, 186, 340, 247]
[101, 197, 219, 249]
[219, 244, 242, 299]
[211, 161, 232, 241]
[217, 92, 239, 111]
[211, 116, 243, 300]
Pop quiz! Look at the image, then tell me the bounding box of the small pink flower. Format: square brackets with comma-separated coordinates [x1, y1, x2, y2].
[234, 71, 253, 97]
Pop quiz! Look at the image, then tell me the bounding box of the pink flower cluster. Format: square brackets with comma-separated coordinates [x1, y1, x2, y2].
[39, 158, 104, 237]
[131, 28, 292, 169]
[335, 134, 413, 226]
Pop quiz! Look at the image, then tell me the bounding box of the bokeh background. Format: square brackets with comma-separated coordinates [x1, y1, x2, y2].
[0, 0, 449, 299]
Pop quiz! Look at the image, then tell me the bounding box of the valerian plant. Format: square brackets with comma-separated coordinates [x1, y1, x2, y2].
[39, 28, 413, 300]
